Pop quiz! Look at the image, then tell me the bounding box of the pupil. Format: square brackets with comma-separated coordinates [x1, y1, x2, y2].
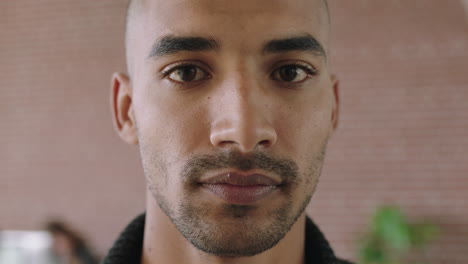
[280, 66, 297, 81]
[179, 67, 197, 81]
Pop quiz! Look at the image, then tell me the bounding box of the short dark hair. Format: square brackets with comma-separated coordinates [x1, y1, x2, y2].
[46, 221, 86, 249]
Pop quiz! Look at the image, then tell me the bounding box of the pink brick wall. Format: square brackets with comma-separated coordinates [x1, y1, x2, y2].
[2, 1, 467, 262]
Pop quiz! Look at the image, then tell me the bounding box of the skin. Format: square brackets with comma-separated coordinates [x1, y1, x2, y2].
[111, 0, 339, 263]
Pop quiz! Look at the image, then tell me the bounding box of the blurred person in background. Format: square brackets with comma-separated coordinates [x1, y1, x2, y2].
[46, 221, 99, 264]
[103, 0, 353, 263]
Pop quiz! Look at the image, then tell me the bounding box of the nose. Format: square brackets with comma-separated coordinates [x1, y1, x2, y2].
[209, 79, 277, 153]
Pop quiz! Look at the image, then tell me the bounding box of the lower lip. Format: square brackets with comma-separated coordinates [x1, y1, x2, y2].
[202, 184, 277, 204]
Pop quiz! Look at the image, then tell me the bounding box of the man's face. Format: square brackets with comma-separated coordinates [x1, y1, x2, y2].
[121, 0, 337, 257]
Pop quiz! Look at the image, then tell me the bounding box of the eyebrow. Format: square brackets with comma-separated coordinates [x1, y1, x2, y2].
[148, 36, 218, 58]
[147, 34, 326, 59]
[263, 34, 327, 59]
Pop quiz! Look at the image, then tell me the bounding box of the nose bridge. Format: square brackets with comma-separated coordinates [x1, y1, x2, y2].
[210, 69, 277, 152]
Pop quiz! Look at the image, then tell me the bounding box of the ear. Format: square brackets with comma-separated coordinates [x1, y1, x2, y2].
[110, 72, 138, 145]
[330, 74, 340, 131]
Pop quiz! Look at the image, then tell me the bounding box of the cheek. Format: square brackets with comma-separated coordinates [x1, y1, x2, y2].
[134, 89, 210, 162]
[275, 89, 333, 159]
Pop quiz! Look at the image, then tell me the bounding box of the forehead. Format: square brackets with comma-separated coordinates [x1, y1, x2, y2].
[129, 0, 328, 57]
[142, 0, 324, 18]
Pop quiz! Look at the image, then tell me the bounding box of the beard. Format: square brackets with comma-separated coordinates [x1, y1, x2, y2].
[139, 145, 327, 257]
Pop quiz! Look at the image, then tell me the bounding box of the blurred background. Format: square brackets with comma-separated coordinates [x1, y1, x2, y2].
[1, 0, 467, 263]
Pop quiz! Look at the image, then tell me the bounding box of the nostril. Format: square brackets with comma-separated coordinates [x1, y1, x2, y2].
[258, 139, 271, 147]
[219, 140, 237, 148]
[210, 122, 277, 151]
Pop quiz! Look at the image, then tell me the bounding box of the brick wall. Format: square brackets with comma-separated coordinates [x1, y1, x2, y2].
[2, 1, 467, 262]
[316, 1, 468, 262]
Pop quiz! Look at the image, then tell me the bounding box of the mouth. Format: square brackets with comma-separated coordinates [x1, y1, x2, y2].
[198, 172, 281, 204]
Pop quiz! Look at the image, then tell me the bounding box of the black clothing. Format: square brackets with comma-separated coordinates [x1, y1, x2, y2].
[102, 213, 354, 264]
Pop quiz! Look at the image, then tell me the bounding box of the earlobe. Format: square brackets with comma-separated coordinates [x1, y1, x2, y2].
[330, 75, 340, 131]
[110, 72, 138, 145]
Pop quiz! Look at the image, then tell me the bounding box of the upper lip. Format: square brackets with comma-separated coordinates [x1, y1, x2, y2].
[199, 172, 281, 186]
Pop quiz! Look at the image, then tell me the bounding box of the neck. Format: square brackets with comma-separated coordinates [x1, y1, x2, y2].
[141, 191, 306, 264]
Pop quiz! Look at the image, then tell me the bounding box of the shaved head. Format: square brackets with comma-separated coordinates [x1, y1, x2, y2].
[124, 0, 330, 76]
[124, 0, 141, 75]
[125, 0, 330, 38]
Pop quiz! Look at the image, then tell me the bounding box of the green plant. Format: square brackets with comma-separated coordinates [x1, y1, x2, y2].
[359, 206, 438, 264]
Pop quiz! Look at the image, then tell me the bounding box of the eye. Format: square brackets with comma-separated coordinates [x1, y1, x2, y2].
[165, 65, 210, 83]
[271, 65, 316, 83]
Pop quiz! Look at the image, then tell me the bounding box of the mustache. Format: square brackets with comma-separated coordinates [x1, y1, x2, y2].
[181, 151, 299, 185]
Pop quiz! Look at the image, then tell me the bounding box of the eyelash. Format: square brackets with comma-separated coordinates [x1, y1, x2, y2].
[161, 62, 209, 78]
[282, 63, 317, 76]
[160, 61, 318, 84]
[271, 63, 318, 79]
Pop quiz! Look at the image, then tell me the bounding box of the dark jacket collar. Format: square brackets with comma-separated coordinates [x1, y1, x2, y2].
[102, 213, 353, 264]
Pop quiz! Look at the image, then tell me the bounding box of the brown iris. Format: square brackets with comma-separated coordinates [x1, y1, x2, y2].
[175, 66, 197, 82]
[278, 66, 300, 82]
